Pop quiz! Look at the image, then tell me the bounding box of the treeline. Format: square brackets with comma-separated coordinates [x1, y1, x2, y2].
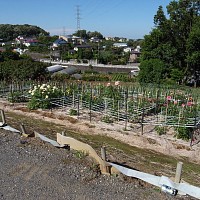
[0, 50, 48, 82]
[139, 0, 200, 86]
[0, 24, 49, 41]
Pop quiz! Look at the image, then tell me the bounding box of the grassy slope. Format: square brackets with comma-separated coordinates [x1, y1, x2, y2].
[5, 110, 200, 187]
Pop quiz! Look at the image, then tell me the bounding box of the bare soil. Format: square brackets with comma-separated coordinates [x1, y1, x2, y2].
[1, 100, 200, 164]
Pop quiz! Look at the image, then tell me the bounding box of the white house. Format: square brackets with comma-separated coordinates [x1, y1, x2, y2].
[113, 43, 128, 48]
[123, 47, 133, 53]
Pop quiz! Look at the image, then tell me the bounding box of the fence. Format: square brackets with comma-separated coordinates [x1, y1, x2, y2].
[0, 81, 200, 142]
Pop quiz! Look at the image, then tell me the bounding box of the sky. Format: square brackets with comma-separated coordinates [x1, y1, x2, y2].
[0, 0, 172, 39]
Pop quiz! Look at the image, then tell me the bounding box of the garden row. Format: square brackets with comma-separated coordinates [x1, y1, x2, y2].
[0, 81, 199, 140]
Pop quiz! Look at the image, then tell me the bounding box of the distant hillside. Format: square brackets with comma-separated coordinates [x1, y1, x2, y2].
[0, 24, 49, 41]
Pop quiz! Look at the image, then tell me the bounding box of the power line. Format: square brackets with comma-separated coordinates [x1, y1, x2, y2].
[84, 0, 124, 19]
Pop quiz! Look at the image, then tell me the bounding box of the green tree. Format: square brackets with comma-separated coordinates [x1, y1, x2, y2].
[139, 0, 200, 85]
[99, 51, 114, 64]
[0, 59, 48, 81]
[0, 24, 49, 41]
[2, 50, 20, 61]
[87, 31, 103, 39]
[186, 16, 200, 86]
[73, 30, 88, 39]
[78, 48, 93, 60]
[170, 68, 184, 84]
[138, 59, 165, 84]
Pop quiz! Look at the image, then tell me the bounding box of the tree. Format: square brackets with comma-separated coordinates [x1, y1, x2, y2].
[139, 0, 200, 85]
[186, 16, 200, 86]
[73, 30, 88, 39]
[0, 24, 49, 41]
[138, 59, 165, 84]
[87, 31, 103, 39]
[99, 51, 114, 64]
[0, 58, 48, 81]
[2, 50, 20, 61]
[78, 48, 93, 60]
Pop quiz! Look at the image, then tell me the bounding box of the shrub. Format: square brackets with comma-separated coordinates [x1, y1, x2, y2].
[155, 126, 167, 135]
[28, 84, 63, 109]
[74, 150, 88, 159]
[69, 109, 78, 116]
[101, 115, 113, 123]
[174, 127, 191, 141]
[8, 91, 27, 103]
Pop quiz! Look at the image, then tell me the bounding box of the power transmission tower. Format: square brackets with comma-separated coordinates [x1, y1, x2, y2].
[76, 5, 81, 30]
[63, 26, 66, 36]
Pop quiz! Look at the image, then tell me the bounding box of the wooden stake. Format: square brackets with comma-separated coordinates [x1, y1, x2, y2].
[0, 110, 6, 125]
[101, 147, 107, 161]
[20, 123, 27, 136]
[175, 161, 183, 183]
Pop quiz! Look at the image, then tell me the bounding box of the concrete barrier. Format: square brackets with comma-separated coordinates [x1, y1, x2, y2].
[57, 133, 110, 174]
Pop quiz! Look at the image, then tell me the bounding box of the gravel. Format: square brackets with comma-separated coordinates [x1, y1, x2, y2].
[0, 128, 197, 200]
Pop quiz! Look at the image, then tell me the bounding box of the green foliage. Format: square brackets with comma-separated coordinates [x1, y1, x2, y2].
[186, 16, 200, 85]
[38, 35, 58, 45]
[140, 0, 200, 84]
[174, 127, 191, 141]
[78, 48, 93, 60]
[0, 24, 49, 41]
[82, 74, 109, 82]
[138, 59, 165, 84]
[74, 150, 89, 159]
[99, 51, 114, 64]
[51, 73, 70, 82]
[73, 29, 103, 39]
[73, 30, 88, 39]
[1, 50, 20, 61]
[8, 91, 27, 103]
[29, 45, 49, 53]
[87, 31, 103, 39]
[0, 59, 48, 81]
[103, 84, 122, 100]
[111, 73, 130, 82]
[84, 70, 99, 74]
[101, 115, 114, 123]
[170, 68, 184, 83]
[155, 126, 167, 135]
[69, 109, 78, 116]
[28, 84, 63, 109]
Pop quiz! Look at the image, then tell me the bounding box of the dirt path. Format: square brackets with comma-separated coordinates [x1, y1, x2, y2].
[2, 128, 196, 200]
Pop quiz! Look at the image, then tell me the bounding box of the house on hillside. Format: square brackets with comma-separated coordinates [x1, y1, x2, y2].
[123, 47, 133, 53]
[23, 39, 38, 47]
[129, 50, 141, 63]
[59, 35, 83, 45]
[50, 50, 61, 61]
[52, 38, 67, 48]
[74, 44, 92, 52]
[89, 37, 101, 43]
[119, 37, 128, 42]
[113, 43, 128, 48]
[105, 36, 115, 41]
[15, 36, 38, 47]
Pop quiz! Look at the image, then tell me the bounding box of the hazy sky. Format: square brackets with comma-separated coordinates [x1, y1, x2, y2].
[0, 0, 172, 39]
